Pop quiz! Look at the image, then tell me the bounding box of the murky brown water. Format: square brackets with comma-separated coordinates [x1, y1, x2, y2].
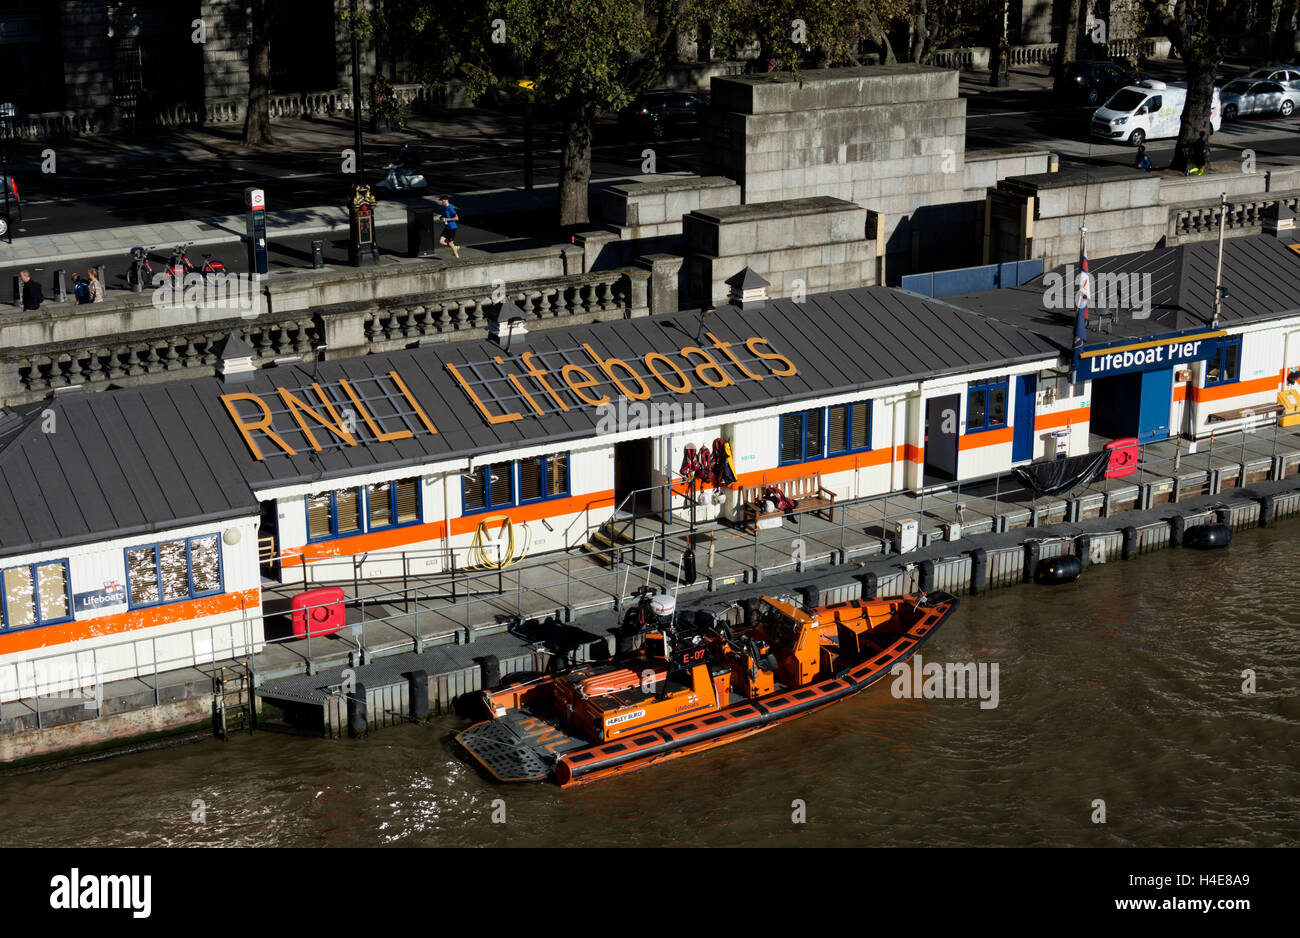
[2, 528, 1297, 847]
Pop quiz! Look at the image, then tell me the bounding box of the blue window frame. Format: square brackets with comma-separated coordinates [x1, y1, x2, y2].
[307, 478, 422, 542]
[125, 534, 223, 610]
[1, 560, 73, 631]
[779, 409, 825, 465]
[463, 454, 570, 514]
[827, 401, 872, 455]
[967, 378, 1009, 432]
[1205, 336, 1242, 387]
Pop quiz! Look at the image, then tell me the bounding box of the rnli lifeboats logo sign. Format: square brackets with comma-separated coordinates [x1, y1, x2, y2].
[220, 334, 799, 460]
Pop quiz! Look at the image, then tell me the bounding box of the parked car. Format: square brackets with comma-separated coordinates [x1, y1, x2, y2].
[0, 172, 19, 238]
[1092, 79, 1222, 147]
[1220, 78, 1300, 120]
[1242, 66, 1300, 87]
[618, 91, 708, 140]
[1055, 60, 1138, 106]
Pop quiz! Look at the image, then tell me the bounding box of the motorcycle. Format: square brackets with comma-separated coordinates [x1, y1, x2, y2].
[376, 161, 428, 192]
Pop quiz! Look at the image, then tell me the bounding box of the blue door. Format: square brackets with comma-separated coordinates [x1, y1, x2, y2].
[1012, 375, 1037, 462]
[1137, 368, 1173, 442]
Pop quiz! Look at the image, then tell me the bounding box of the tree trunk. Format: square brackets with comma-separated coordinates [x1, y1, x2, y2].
[558, 98, 594, 229]
[1169, 53, 1218, 173]
[1056, 0, 1081, 73]
[909, 0, 928, 64]
[243, 0, 275, 147]
[1276, 0, 1299, 59]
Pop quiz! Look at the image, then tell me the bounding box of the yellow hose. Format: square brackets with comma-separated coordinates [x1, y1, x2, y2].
[467, 516, 532, 570]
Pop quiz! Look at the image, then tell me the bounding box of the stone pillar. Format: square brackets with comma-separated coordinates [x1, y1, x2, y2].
[59, 1, 115, 111]
[638, 254, 684, 315]
[322, 308, 368, 359]
[201, 0, 250, 104]
[622, 269, 650, 318]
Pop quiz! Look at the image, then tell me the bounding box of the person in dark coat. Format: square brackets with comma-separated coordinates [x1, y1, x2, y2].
[19, 269, 42, 309]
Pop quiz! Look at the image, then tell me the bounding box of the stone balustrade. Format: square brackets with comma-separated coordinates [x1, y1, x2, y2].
[1167, 191, 1300, 244]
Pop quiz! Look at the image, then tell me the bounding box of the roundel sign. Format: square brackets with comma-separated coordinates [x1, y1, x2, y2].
[1104, 437, 1139, 479]
[245, 187, 266, 209]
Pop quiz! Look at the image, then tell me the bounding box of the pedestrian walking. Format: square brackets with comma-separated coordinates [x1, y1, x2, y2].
[72, 272, 90, 305]
[1192, 131, 1210, 175]
[18, 269, 42, 310]
[88, 266, 104, 303]
[1134, 145, 1152, 172]
[439, 195, 460, 258]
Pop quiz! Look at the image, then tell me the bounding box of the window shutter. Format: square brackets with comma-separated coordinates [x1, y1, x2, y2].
[990, 387, 1008, 426]
[159, 539, 189, 601]
[828, 405, 848, 454]
[519, 458, 542, 502]
[805, 410, 823, 459]
[127, 547, 159, 606]
[335, 489, 361, 535]
[367, 482, 393, 528]
[307, 495, 332, 539]
[548, 454, 569, 497]
[2, 567, 35, 628]
[463, 470, 486, 511]
[394, 480, 420, 523]
[780, 414, 802, 463]
[189, 535, 221, 594]
[490, 462, 513, 507]
[852, 403, 870, 450]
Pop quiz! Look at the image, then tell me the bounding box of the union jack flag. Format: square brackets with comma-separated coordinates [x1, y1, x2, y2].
[1073, 238, 1090, 356]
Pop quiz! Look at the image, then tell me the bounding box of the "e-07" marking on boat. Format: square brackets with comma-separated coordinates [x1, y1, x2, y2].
[606, 709, 646, 726]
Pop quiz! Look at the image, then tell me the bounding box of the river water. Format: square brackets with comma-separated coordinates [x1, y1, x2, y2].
[2, 527, 1297, 848]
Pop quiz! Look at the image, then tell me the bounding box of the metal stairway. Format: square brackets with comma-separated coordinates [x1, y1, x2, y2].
[212, 661, 255, 741]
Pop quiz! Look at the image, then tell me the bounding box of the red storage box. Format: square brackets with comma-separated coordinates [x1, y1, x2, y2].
[292, 587, 346, 638]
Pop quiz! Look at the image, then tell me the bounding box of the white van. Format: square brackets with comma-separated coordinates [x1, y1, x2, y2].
[1091, 79, 1222, 146]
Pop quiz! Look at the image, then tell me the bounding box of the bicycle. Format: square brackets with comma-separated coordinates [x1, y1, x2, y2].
[167, 241, 227, 281]
[125, 245, 158, 290]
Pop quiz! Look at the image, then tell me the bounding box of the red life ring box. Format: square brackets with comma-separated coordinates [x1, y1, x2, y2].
[291, 587, 346, 638]
[1104, 437, 1140, 479]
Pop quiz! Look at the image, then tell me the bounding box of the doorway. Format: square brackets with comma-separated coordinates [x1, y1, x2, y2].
[257, 500, 279, 580]
[1012, 375, 1037, 462]
[614, 438, 654, 514]
[1092, 370, 1173, 443]
[923, 394, 961, 486]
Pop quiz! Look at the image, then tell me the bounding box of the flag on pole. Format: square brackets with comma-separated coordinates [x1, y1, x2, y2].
[1073, 228, 1090, 359]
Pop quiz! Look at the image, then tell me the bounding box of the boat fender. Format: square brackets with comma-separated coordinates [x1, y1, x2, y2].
[682, 547, 697, 585]
[968, 548, 987, 595]
[1258, 495, 1275, 527]
[798, 584, 820, 608]
[1023, 541, 1041, 582]
[857, 571, 878, 600]
[1170, 514, 1187, 547]
[1184, 523, 1232, 550]
[1075, 534, 1091, 570]
[407, 670, 429, 718]
[347, 681, 367, 738]
[1121, 526, 1138, 560]
[919, 559, 935, 593]
[479, 655, 501, 690]
[1034, 554, 1082, 585]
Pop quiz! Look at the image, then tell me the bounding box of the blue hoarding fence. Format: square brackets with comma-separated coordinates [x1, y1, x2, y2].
[901, 259, 1045, 298]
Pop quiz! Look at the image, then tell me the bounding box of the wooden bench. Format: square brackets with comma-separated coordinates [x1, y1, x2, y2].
[1208, 402, 1284, 423]
[738, 474, 836, 533]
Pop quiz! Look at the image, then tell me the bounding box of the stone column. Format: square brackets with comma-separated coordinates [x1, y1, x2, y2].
[638, 254, 684, 315]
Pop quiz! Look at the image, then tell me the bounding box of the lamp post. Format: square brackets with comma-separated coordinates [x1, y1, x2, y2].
[1213, 192, 1228, 327]
[518, 81, 535, 192]
[348, 0, 377, 266]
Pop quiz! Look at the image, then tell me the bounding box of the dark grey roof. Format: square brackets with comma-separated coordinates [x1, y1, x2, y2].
[945, 234, 1300, 352]
[0, 284, 1056, 558]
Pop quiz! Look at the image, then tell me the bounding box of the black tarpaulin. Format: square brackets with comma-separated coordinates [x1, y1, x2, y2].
[1014, 450, 1110, 497]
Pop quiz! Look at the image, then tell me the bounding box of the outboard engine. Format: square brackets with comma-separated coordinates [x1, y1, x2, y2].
[616, 587, 677, 654]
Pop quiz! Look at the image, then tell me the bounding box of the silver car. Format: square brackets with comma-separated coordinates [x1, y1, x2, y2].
[1243, 66, 1300, 87]
[1220, 79, 1300, 120]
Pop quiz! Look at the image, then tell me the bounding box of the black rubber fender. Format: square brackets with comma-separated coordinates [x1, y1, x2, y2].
[1184, 523, 1232, 550]
[1034, 554, 1082, 585]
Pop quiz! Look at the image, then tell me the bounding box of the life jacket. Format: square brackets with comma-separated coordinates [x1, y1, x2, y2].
[680, 444, 699, 481]
[695, 442, 712, 484]
[763, 485, 796, 511]
[712, 438, 736, 486]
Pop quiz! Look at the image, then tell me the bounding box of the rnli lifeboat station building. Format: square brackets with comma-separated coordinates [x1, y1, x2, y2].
[1, 234, 1298, 697]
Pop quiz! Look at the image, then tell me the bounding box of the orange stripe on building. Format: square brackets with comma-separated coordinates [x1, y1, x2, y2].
[734, 448, 893, 488]
[1173, 385, 1188, 402]
[0, 587, 261, 656]
[895, 443, 923, 463]
[1189, 370, 1284, 403]
[958, 427, 1013, 450]
[281, 490, 618, 565]
[1034, 407, 1090, 431]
